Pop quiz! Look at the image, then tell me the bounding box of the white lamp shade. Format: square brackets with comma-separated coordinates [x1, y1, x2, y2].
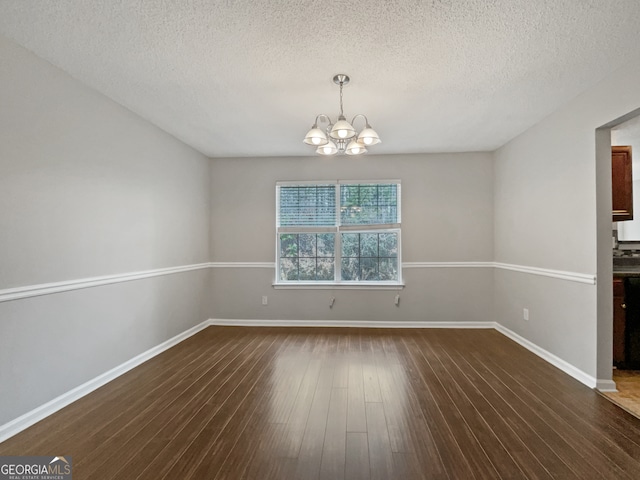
[316, 140, 338, 156]
[357, 127, 381, 146]
[304, 127, 328, 146]
[345, 139, 367, 156]
[329, 119, 356, 140]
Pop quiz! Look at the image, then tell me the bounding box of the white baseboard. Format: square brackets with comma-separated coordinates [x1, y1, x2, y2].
[596, 379, 618, 392]
[209, 318, 496, 329]
[0, 320, 211, 444]
[494, 323, 598, 389]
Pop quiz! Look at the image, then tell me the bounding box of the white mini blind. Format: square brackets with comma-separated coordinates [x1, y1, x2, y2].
[278, 185, 336, 227]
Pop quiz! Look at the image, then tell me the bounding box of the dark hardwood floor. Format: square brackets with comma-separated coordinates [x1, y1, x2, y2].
[2, 326, 640, 479]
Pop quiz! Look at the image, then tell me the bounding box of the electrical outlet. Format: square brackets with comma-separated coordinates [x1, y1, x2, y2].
[523, 308, 529, 321]
[262, 295, 268, 306]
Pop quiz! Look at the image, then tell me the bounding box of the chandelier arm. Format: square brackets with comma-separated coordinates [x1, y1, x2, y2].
[315, 114, 331, 123]
[350, 114, 369, 129]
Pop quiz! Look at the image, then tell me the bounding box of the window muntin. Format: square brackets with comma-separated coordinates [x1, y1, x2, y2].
[276, 180, 401, 284]
[279, 233, 335, 281]
[341, 232, 398, 281]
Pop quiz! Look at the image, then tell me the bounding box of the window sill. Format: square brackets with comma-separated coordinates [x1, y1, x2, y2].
[272, 282, 404, 290]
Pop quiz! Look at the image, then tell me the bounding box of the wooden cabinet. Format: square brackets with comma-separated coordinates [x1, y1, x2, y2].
[612, 145, 633, 221]
[613, 277, 626, 365]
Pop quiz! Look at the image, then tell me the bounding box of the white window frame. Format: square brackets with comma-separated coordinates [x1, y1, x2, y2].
[274, 180, 403, 289]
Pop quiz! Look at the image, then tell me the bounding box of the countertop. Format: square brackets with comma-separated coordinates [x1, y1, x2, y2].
[613, 268, 640, 277]
[613, 257, 640, 276]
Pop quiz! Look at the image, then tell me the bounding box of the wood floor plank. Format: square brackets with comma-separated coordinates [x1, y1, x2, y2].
[345, 432, 370, 480]
[346, 361, 367, 433]
[365, 401, 395, 480]
[3, 326, 640, 480]
[319, 387, 348, 480]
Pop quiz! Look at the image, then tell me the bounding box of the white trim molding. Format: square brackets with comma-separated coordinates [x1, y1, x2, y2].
[494, 262, 596, 285]
[404, 261, 494, 268]
[0, 261, 596, 304]
[210, 262, 275, 268]
[0, 320, 211, 444]
[494, 323, 598, 389]
[0, 263, 211, 303]
[209, 318, 495, 329]
[404, 261, 596, 285]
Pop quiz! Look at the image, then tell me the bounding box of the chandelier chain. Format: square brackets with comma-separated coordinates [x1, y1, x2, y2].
[339, 82, 344, 117]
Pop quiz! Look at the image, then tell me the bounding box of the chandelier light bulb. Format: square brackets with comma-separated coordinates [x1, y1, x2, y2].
[303, 126, 328, 146]
[317, 139, 338, 156]
[329, 117, 356, 140]
[357, 126, 381, 146]
[346, 139, 367, 155]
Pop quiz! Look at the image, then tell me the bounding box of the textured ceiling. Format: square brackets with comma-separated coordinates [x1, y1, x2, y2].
[1, 1, 640, 158]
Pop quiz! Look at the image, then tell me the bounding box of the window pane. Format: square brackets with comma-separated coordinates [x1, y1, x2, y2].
[279, 185, 336, 226]
[279, 233, 336, 281]
[299, 258, 316, 281]
[340, 232, 399, 282]
[280, 258, 299, 281]
[379, 258, 398, 281]
[317, 233, 334, 257]
[379, 233, 398, 258]
[299, 233, 316, 257]
[360, 233, 378, 257]
[280, 234, 298, 257]
[341, 233, 359, 257]
[317, 259, 335, 280]
[360, 258, 378, 280]
[340, 184, 398, 225]
[341, 257, 360, 281]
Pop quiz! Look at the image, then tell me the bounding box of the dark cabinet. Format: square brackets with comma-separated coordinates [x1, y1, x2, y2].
[612, 145, 633, 221]
[614, 276, 640, 369]
[613, 277, 626, 365]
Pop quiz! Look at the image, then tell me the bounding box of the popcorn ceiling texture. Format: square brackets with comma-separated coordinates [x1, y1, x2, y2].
[1, 0, 639, 157]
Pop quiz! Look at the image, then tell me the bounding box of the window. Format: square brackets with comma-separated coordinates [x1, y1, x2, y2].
[276, 180, 401, 285]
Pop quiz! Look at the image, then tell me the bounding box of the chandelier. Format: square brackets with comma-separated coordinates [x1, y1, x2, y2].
[303, 74, 381, 156]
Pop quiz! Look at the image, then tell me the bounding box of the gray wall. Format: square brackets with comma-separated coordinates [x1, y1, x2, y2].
[210, 153, 494, 323]
[494, 60, 640, 380]
[0, 36, 211, 425]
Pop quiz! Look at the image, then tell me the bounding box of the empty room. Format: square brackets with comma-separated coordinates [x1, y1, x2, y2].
[2, 1, 640, 479]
